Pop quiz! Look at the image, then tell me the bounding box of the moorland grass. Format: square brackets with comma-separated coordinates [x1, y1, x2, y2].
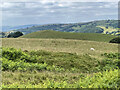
[1, 47, 120, 88]
[2, 38, 118, 59]
[2, 69, 119, 88]
[20, 30, 116, 42]
[1, 36, 119, 88]
[1, 47, 100, 73]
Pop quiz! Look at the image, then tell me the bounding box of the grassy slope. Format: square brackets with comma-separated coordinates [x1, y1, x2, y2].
[2, 47, 119, 88]
[2, 38, 118, 59]
[20, 30, 116, 42]
[1, 38, 119, 88]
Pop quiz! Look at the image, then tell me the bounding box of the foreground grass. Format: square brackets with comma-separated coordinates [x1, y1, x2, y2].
[1, 38, 119, 88]
[1, 47, 120, 88]
[2, 69, 119, 88]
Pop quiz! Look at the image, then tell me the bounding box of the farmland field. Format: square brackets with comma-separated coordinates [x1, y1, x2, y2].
[1, 38, 120, 88]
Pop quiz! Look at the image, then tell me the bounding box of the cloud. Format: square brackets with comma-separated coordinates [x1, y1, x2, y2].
[56, 2, 73, 7]
[1, 2, 24, 8]
[95, 13, 118, 16]
[1, 0, 119, 2]
[40, 0, 57, 4]
[99, 2, 118, 8]
[1, 2, 118, 26]
[50, 10, 55, 13]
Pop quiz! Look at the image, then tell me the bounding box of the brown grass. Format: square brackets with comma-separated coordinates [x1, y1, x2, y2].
[2, 38, 118, 59]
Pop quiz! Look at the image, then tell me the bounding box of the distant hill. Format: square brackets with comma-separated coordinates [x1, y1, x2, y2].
[20, 30, 116, 42]
[1, 24, 39, 32]
[16, 20, 119, 35]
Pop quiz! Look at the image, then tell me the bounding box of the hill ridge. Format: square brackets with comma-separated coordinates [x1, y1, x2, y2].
[14, 20, 119, 35]
[21, 30, 116, 42]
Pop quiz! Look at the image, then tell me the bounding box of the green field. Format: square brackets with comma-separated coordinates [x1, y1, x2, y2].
[1, 36, 120, 88]
[2, 38, 118, 58]
[1, 30, 119, 88]
[20, 30, 116, 42]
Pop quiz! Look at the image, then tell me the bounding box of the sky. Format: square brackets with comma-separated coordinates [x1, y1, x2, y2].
[0, 1, 119, 26]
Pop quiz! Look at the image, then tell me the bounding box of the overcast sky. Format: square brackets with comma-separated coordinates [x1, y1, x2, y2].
[0, 1, 118, 26]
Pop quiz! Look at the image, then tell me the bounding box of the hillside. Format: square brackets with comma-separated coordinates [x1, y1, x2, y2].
[20, 30, 116, 42]
[1, 24, 39, 32]
[2, 38, 119, 88]
[15, 20, 119, 35]
[2, 38, 118, 58]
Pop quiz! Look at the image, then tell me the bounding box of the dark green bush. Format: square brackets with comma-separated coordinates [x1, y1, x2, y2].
[7, 31, 23, 38]
[109, 37, 120, 44]
[101, 53, 120, 59]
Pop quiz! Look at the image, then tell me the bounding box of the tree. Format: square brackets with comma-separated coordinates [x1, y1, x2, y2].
[109, 37, 120, 44]
[7, 31, 23, 38]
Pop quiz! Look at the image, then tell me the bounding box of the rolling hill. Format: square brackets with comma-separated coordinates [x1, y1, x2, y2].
[16, 20, 119, 35]
[20, 30, 116, 42]
[2, 38, 119, 88]
[1, 24, 39, 32]
[2, 20, 119, 88]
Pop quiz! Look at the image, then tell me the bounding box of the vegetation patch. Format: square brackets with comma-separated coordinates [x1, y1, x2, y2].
[1, 47, 120, 88]
[2, 69, 119, 88]
[7, 31, 23, 38]
[109, 37, 120, 44]
[15, 20, 118, 34]
[20, 30, 116, 42]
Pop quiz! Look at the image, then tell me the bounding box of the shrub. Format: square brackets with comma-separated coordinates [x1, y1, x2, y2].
[2, 47, 120, 73]
[7, 31, 23, 38]
[1, 47, 120, 88]
[2, 69, 120, 88]
[109, 37, 120, 44]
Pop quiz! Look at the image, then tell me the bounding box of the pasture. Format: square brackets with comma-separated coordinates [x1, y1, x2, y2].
[1, 38, 119, 88]
[20, 30, 116, 42]
[2, 38, 118, 59]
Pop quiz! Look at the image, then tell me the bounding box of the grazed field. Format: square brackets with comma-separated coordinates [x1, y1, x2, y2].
[20, 30, 116, 42]
[1, 38, 119, 88]
[1, 46, 119, 88]
[2, 38, 118, 58]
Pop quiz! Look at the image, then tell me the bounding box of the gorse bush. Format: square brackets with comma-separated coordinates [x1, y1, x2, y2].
[1, 47, 120, 88]
[2, 48, 27, 61]
[101, 53, 120, 69]
[1, 47, 96, 72]
[101, 52, 120, 59]
[75, 69, 119, 88]
[2, 69, 119, 88]
[2, 57, 48, 71]
[2, 47, 119, 72]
